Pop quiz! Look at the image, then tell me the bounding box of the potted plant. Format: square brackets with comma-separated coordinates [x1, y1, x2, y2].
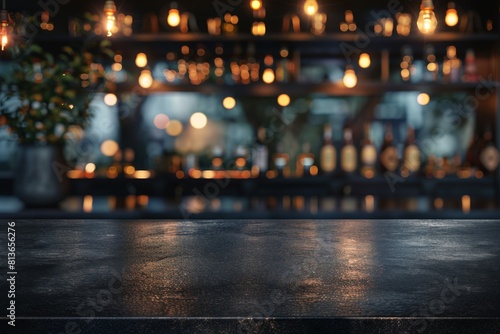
[0, 15, 114, 207]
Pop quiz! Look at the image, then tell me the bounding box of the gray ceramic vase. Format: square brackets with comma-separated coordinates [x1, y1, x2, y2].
[14, 144, 69, 207]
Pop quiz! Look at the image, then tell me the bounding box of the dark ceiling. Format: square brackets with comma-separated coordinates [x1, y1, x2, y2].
[6, 0, 498, 23]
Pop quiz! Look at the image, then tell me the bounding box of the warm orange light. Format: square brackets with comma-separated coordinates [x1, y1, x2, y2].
[0, 9, 10, 51]
[223, 97, 236, 109]
[167, 3, 181, 27]
[138, 70, 153, 88]
[358, 53, 371, 68]
[277, 94, 290, 107]
[304, 0, 318, 16]
[250, 0, 262, 10]
[342, 67, 357, 88]
[417, 93, 430, 105]
[103, 1, 117, 37]
[417, 0, 437, 34]
[135, 53, 148, 68]
[445, 2, 458, 27]
[262, 68, 275, 84]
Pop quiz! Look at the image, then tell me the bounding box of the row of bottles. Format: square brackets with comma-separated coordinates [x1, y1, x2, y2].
[160, 123, 499, 179]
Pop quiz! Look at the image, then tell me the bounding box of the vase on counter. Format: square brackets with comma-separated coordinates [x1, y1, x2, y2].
[14, 144, 69, 207]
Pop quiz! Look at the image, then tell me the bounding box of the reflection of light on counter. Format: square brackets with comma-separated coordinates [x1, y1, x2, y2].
[475, 170, 483, 179]
[133, 170, 152, 179]
[365, 195, 375, 212]
[176, 170, 185, 178]
[434, 197, 443, 209]
[83, 195, 93, 212]
[462, 195, 470, 214]
[241, 170, 251, 179]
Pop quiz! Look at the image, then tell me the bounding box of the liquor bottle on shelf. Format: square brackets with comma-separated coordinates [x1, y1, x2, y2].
[340, 127, 357, 174]
[424, 45, 439, 82]
[379, 123, 399, 175]
[319, 123, 336, 174]
[252, 127, 269, 176]
[462, 49, 478, 83]
[401, 127, 420, 177]
[360, 123, 377, 178]
[272, 143, 289, 177]
[443, 45, 461, 83]
[296, 142, 315, 177]
[479, 129, 500, 175]
[276, 46, 290, 83]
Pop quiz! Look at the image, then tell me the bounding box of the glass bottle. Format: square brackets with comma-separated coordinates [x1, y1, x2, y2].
[379, 123, 399, 175]
[319, 124, 336, 174]
[340, 127, 357, 174]
[401, 127, 420, 177]
[360, 123, 377, 178]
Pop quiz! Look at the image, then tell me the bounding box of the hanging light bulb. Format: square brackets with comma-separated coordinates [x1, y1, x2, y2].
[135, 53, 148, 68]
[103, 0, 117, 37]
[138, 70, 154, 89]
[0, 8, 10, 51]
[417, 0, 437, 34]
[358, 53, 371, 68]
[250, 0, 262, 11]
[343, 66, 357, 88]
[445, 2, 459, 27]
[304, 0, 318, 16]
[167, 2, 181, 27]
[262, 68, 275, 84]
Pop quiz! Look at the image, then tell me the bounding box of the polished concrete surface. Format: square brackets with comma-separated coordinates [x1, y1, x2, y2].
[1, 219, 499, 333]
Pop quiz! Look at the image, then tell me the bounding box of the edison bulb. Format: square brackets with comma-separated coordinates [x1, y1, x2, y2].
[167, 7, 181, 27]
[250, 0, 262, 10]
[135, 53, 148, 68]
[1, 25, 7, 51]
[304, 0, 318, 16]
[445, 2, 458, 27]
[342, 67, 357, 88]
[262, 68, 275, 84]
[358, 53, 371, 68]
[103, 1, 116, 37]
[417, 0, 437, 34]
[138, 70, 153, 89]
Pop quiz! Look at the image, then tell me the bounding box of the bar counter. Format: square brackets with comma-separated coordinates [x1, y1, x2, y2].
[2, 219, 499, 333]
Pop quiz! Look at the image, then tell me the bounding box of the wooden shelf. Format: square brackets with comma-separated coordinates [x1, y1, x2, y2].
[36, 32, 498, 44]
[119, 81, 488, 97]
